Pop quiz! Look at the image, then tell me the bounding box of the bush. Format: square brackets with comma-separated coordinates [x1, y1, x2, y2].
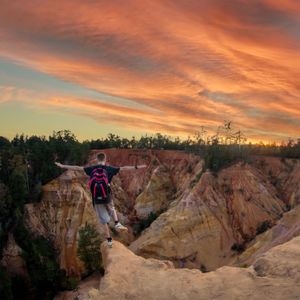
[203, 143, 248, 173]
[14, 223, 66, 299]
[61, 276, 79, 291]
[77, 223, 102, 273]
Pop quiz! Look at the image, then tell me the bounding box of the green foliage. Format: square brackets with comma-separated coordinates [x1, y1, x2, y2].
[0, 131, 92, 298]
[61, 276, 79, 291]
[0, 182, 13, 253]
[14, 223, 67, 299]
[203, 143, 249, 173]
[77, 223, 102, 273]
[133, 212, 159, 235]
[8, 170, 28, 209]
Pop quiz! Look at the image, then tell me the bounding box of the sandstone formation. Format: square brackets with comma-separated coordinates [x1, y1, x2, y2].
[23, 149, 199, 277]
[235, 204, 300, 266]
[134, 165, 174, 219]
[130, 163, 286, 270]
[63, 236, 300, 300]
[89, 148, 200, 203]
[24, 170, 103, 277]
[252, 156, 300, 207]
[24, 169, 132, 278]
[21, 150, 300, 280]
[54, 272, 102, 300]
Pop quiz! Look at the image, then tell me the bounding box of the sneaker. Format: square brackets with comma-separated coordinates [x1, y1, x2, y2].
[107, 239, 113, 248]
[115, 222, 128, 232]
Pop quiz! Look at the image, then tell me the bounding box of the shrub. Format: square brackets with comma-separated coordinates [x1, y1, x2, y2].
[203, 143, 248, 173]
[61, 276, 79, 291]
[77, 223, 102, 273]
[14, 223, 66, 299]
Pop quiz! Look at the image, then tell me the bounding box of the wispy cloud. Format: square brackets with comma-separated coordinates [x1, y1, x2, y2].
[0, 85, 36, 103]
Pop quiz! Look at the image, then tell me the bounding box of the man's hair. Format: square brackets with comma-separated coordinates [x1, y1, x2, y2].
[97, 152, 106, 162]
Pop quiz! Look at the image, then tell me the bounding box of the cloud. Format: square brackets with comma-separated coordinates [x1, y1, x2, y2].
[0, 0, 300, 141]
[0, 85, 36, 103]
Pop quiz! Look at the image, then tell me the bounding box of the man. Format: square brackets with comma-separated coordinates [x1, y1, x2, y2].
[55, 152, 146, 247]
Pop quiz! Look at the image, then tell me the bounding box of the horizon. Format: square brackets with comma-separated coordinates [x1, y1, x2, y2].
[1, 1, 300, 143]
[0, 128, 295, 146]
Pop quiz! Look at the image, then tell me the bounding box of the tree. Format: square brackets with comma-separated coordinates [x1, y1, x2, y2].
[77, 223, 101, 273]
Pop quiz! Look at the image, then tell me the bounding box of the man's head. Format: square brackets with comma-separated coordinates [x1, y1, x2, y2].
[96, 152, 106, 164]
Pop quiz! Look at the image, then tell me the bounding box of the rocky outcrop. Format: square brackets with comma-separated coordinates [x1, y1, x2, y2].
[24, 170, 103, 277]
[134, 165, 174, 219]
[24, 170, 132, 278]
[23, 149, 199, 278]
[89, 148, 200, 203]
[54, 272, 102, 300]
[63, 236, 300, 300]
[252, 156, 300, 207]
[130, 163, 286, 270]
[235, 204, 300, 266]
[22, 150, 300, 279]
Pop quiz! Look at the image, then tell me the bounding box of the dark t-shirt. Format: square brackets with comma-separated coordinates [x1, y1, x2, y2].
[83, 164, 120, 183]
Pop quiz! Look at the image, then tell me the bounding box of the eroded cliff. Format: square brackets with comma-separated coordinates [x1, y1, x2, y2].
[56, 235, 300, 300]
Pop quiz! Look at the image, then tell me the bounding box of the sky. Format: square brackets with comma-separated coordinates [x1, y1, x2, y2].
[0, 0, 300, 143]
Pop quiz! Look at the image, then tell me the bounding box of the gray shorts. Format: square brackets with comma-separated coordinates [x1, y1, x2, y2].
[94, 200, 116, 224]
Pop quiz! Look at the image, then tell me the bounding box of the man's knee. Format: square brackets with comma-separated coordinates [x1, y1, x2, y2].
[95, 204, 111, 224]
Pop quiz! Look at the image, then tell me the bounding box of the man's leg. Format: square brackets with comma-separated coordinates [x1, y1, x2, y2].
[106, 200, 119, 222]
[94, 204, 113, 247]
[102, 223, 111, 239]
[106, 200, 128, 232]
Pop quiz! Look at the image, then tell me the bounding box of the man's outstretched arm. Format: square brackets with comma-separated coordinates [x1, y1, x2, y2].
[119, 164, 147, 171]
[55, 162, 84, 171]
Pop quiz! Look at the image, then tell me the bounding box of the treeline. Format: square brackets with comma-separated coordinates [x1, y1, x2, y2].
[90, 122, 300, 172]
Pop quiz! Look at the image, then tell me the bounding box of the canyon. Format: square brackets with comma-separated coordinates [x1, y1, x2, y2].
[3, 149, 300, 299]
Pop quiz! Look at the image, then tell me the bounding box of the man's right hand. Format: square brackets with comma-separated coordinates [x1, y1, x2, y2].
[55, 162, 63, 168]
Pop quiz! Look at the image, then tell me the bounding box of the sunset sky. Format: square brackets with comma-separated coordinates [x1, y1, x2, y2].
[1, 0, 300, 142]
